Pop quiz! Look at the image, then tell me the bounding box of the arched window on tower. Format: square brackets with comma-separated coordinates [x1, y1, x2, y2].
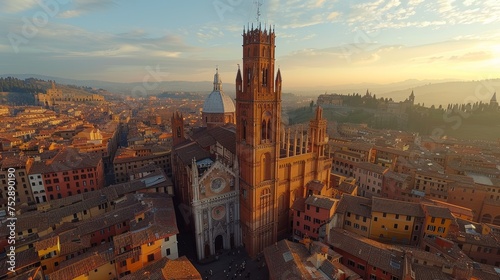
[262, 68, 268, 86]
[241, 118, 247, 141]
[261, 153, 272, 181]
[261, 111, 272, 143]
[247, 68, 251, 86]
[176, 127, 181, 138]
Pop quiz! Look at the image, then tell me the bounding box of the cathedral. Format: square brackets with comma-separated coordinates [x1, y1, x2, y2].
[171, 24, 332, 260]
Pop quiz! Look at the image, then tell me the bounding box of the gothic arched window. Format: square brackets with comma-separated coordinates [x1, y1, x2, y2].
[247, 68, 251, 86]
[241, 118, 247, 141]
[261, 111, 272, 142]
[261, 153, 272, 181]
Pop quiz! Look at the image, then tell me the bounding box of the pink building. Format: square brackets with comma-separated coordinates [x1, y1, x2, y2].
[29, 148, 104, 201]
[353, 161, 388, 198]
[292, 195, 338, 240]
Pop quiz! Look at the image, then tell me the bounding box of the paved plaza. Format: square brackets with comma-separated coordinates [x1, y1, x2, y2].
[177, 232, 269, 280]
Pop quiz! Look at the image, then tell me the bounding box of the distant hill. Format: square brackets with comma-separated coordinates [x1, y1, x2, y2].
[289, 79, 460, 97]
[2, 74, 498, 106]
[0, 74, 236, 96]
[379, 80, 500, 107]
[286, 78, 500, 107]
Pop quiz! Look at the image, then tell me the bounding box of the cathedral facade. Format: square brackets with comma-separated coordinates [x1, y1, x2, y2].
[171, 70, 242, 261]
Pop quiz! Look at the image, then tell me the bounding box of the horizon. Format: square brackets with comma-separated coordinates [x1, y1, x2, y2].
[1, 1, 500, 88]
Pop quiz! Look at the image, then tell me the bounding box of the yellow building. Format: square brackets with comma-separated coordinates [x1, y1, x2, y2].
[334, 194, 372, 237]
[113, 194, 179, 278]
[34, 236, 61, 274]
[422, 204, 455, 238]
[369, 197, 424, 245]
[46, 250, 116, 280]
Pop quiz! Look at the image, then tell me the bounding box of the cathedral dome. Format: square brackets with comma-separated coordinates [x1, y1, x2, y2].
[202, 69, 236, 113]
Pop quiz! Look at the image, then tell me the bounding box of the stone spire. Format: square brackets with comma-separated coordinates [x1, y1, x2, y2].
[213, 67, 222, 91]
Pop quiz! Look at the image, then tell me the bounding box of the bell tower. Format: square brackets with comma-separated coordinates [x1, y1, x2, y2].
[236, 23, 282, 257]
[171, 112, 185, 147]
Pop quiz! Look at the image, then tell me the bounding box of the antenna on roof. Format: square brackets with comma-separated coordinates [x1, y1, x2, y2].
[255, 0, 262, 23]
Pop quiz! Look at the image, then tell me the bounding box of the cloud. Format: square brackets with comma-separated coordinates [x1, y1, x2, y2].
[438, 0, 455, 13]
[408, 0, 425, 6]
[196, 26, 224, 43]
[449, 51, 493, 62]
[0, 17, 196, 58]
[267, 0, 339, 29]
[314, 0, 326, 8]
[1, 0, 38, 13]
[57, 0, 117, 18]
[327, 12, 340, 21]
[345, 0, 500, 33]
[72, 0, 116, 11]
[282, 18, 324, 29]
[59, 10, 84, 18]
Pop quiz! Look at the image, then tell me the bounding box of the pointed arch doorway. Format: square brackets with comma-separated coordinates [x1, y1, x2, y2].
[215, 235, 224, 253]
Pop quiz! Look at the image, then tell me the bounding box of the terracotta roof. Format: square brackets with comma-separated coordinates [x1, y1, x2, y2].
[29, 147, 102, 173]
[333, 150, 364, 159]
[471, 263, 500, 280]
[75, 201, 146, 236]
[373, 146, 410, 157]
[353, 161, 389, 174]
[306, 180, 325, 192]
[335, 194, 372, 218]
[47, 250, 114, 280]
[58, 229, 92, 255]
[0, 156, 29, 169]
[162, 256, 202, 280]
[263, 240, 315, 279]
[383, 170, 410, 182]
[1, 180, 147, 235]
[328, 228, 403, 277]
[191, 124, 236, 154]
[120, 257, 168, 280]
[422, 205, 455, 220]
[34, 236, 58, 252]
[335, 181, 357, 194]
[0, 248, 39, 276]
[333, 141, 373, 152]
[405, 248, 451, 267]
[114, 194, 178, 254]
[8, 267, 43, 280]
[264, 239, 357, 280]
[121, 256, 201, 280]
[173, 141, 211, 166]
[372, 197, 424, 217]
[113, 146, 170, 164]
[305, 195, 337, 210]
[412, 263, 453, 280]
[425, 199, 474, 219]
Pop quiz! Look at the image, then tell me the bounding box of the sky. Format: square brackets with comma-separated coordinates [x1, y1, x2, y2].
[1, 0, 500, 89]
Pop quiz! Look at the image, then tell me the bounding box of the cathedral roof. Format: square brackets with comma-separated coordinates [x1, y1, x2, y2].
[202, 68, 236, 114]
